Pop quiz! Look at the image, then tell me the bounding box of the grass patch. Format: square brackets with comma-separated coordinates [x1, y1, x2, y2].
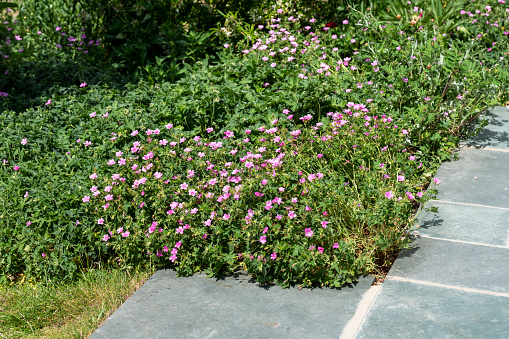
[0, 267, 153, 338]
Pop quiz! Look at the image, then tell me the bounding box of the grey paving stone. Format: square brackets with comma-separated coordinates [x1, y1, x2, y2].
[414, 201, 509, 246]
[433, 148, 509, 208]
[388, 236, 509, 294]
[356, 279, 509, 338]
[90, 269, 374, 339]
[461, 106, 509, 150]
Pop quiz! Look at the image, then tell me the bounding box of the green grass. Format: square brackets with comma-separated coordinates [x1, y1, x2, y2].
[0, 267, 154, 338]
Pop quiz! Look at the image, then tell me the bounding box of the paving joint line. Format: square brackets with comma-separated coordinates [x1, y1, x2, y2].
[340, 283, 381, 339]
[385, 276, 509, 298]
[459, 145, 509, 153]
[418, 234, 509, 249]
[429, 199, 509, 211]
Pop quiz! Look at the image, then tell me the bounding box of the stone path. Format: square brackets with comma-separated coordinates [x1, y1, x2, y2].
[90, 106, 509, 339]
[356, 106, 509, 338]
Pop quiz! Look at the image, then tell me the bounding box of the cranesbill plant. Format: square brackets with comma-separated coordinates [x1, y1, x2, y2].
[83, 103, 437, 288]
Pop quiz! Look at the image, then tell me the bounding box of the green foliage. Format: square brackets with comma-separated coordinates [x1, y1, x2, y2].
[0, 0, 508, 287]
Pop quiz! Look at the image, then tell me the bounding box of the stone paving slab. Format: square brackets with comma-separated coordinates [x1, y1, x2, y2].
[388, 236, 509, 294]
[415, 200, 509, 247]
[355, 279, 509, 339]
[90, 269, 374, 339]
[461, 106, 509, 150]
[433, 148, 509, 208]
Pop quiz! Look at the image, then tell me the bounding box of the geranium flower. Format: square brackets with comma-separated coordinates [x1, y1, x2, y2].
[304, 228, 313, 237]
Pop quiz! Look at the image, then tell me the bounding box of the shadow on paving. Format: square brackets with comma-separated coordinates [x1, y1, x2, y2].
[90, 269, 375, 339]
[462, 106, 509, 149]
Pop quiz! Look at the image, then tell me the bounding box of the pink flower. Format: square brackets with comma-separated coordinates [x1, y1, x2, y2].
[80, 82, 87, 87]
[259, 235, 267, 244]
[385, 191, 394, 199]
[224, 130, 234, 139]
[97, 218, 104, 224]
[333, 243, 339, 249]
[305, 206, 312, 211]
[271, 252, 277, 260]
[279, 187, 285, 192]
[169, 254, 177, 262]
[397, 175, 405, 182]
[122, 231, 130, 237]
[321, 220, 329, 228]
[304, 228, 313, 237]
[204, 219, 212, 226]
[107, 159, 116, 166]
[21, 138, 27, 145]
[102, 234, 110, 241]
[288, 210, 297, 219]
[261, 179, 268, 186]
[105, 194, 113, 201]
[176, 226, 184, 234]
[318, 247, 324, 253]
[42, 253, 46, 258]
[223, 214, 230, 221]
[433, 178, 441, 184]
[206, 127, 214, 133]
[180, 183, 189, 190]
[13, 166, 19, 170]
[26, 221, 31, 226]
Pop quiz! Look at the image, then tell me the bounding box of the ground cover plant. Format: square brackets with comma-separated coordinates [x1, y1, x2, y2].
[1, 0, 508, 294]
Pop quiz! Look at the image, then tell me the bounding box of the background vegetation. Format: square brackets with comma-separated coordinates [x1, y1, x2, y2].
[0, 1, 508, 334]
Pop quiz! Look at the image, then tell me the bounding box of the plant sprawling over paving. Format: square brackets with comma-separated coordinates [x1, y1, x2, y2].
[0, 0, 508, 287]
